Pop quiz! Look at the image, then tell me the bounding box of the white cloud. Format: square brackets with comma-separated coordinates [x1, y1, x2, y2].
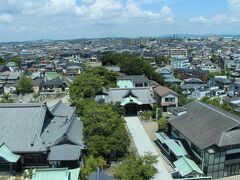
[228, 0, 240, 11]
[0, 13, 13, 22]
[160, 5, 174, 23]
[0, 0, 177, 41]
[76, 0, 123, 20]
[190, 13, 238, 25]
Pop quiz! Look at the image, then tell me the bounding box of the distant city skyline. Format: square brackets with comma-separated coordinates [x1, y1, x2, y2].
[0, 0, 240, 42]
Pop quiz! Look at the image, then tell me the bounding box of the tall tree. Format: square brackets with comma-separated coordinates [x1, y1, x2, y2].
[82, 103, 130, 160]
[16, 76, 33, 94]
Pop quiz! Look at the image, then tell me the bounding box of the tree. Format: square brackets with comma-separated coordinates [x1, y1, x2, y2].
[80, 101, 130, 161]
[100, 53, 165, 85]
[157, 116, 168, 132]
[16, 76, 33, 94]
[210, 54, 220, 63]
[70, 67, 118, 102]
[70, 73, 103, 100]
[155, 56, 170, 66]
[11, 56, 22, 67]
[0, 57, 5, 65]
[114, 152, 158, 180]
[80, 155, 106, 180]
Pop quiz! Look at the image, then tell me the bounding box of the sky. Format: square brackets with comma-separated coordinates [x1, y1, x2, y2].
[0, 0, 240, 41]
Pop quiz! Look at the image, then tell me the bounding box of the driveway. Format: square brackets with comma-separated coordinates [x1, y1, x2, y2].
[124, 116, 173, 180]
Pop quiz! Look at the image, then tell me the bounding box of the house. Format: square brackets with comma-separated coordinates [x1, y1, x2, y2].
[181, 78, 206, 95]
[190, 86, 210, 100]
[65, 66, 81, 78]
[44, 71, 60, 81]
[117, 75, 150, 88]
[171, 56, 190, 69]
[154, 85, 178, 111]
[6, 62, 17, 71]
[174, 156, 204, 178]
[167, 101, 240, 178]
[0, 101, 85, 172]
[164, 77, 182, 86]
[31, 77, 43, 93]
[32, 167, 80, 180]
[223, 97, 240, 112]
[97, 87, 155, 116]
[41, 78, 65, 92]
[200, 61, 216, 71]
[230, 82, 240, 96]
[212, 77, 232, 92]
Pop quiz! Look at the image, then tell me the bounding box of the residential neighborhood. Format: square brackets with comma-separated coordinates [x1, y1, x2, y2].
[1, 36, 240, 180]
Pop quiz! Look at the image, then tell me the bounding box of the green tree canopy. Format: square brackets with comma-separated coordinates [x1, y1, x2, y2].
[69, 67, 118, 102]
[16, 76, 33, 95]
[114, 152, 158, 180]
[70, 73, 103, 100]
[100, 53, 164, 85]
[79, 101, 130, 161]
[210, 54, 220, 63]
[155, 56, 170, 66]
[157, 116, 168, 132]
[0, 57, 5, 65]
[11, 56, 22, 67]
[80, 155, 106, 180]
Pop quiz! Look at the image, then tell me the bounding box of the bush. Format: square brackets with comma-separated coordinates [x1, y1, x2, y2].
[140, 111, 152, 121]
[157, 116, 168, 132]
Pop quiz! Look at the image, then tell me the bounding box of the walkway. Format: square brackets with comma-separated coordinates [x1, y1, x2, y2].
[124, 116, 173, 180]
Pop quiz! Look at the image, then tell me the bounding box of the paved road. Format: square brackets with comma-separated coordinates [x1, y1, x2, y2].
[124, 116, 173, 180]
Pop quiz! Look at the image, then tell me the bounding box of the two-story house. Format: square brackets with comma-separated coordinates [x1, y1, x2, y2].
[153, 85, 178, 111]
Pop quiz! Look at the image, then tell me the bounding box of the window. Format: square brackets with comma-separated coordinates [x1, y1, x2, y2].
[226, 152, 240, 160]
[165, 97, 175, 102]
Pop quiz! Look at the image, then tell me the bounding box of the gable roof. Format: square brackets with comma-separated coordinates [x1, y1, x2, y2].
[168, 101, 240, 149]
[0, 103, 48, 153]
[0, 101, 84, 155]
[89, 168, 115, 180]
[174, 156, 204, 177]
[41, 101, 83, 147]
[32, 167, 80, 180]
[0, 144, 21, 163]
[107, 87, 155, 105]
[121, 75, 150, 84]
[42, 78, 64, 86]
[154, 85, 178, 97]
[48, 144, 83, 161]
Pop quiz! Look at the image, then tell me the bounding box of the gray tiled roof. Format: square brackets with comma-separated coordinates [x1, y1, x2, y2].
[89, 169, 115, 180]
[66, 117, 84, 146]
[122, 75, 150, 84]
[50, 100, 76, 119]
[107, 87, 155, 105]
[220, 129, 240, 147]
[42, 78, 64, 86]
[168, 101, 240, 149]
[48, 144, 82, 161]
[0, 103, 47, 153]
[0, 101, 84, 157]
[42, 101, 84, 147]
